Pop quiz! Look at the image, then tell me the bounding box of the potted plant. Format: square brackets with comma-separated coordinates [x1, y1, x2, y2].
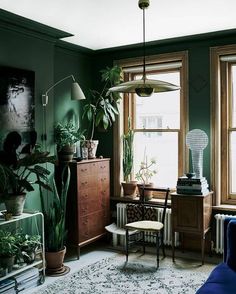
[38, 166, 70, 275]
[15, 233, 41, 264]
[135, 157, 157, 200]
[0, 229, 18, 273]
[0, 151, 55, 216]
[54, 121, 85, 162]
[122, 118, 137, 198]
[82, 65, 122, 158]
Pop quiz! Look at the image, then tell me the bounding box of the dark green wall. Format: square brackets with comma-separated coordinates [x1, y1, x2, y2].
[0, 12, 92, 210]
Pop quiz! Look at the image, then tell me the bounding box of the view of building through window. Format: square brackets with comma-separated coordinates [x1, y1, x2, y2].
[133, 71, 180, 188]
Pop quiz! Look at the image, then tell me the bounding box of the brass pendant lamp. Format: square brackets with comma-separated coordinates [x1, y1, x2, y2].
[108, 0, 180, 97]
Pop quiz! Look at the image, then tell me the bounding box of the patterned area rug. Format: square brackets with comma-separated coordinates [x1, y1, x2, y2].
[34, 254, 215, 294]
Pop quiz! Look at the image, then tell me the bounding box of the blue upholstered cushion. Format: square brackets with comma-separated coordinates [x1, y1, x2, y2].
[226, 220, 236, 271]
[196, 263, 236, 294]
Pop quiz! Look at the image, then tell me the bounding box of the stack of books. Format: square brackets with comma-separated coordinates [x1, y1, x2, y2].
[13, 268, 40, 293]
[176, 176, 209, 195]
[0, 279, 15, 294]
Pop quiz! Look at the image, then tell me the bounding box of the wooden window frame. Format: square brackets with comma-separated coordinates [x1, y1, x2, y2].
[211, 45, 236, 205]
[112, 51, 188, 197]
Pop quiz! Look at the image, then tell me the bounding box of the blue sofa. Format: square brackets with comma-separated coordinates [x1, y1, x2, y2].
[197, 217, 236, 293]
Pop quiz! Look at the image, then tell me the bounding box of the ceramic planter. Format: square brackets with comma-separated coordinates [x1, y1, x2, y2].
[57, 145, 75, 162]
[81, 140, 99, 159]
[4, 193, 26, 216]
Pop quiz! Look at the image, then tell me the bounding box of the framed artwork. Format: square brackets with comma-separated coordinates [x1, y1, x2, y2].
[0, 66, 35, 151]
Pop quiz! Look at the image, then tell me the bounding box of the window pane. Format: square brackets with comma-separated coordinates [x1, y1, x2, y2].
[135, 72, 180, 129]
[133, 132, 178, 188]
[231, 65, 236, 127]
[230, 131, 236, 193]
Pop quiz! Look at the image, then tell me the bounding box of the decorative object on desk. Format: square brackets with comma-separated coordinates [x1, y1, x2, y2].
[186, 129, 208, 179]
[0, 151, 55, 215]
[186, 172, 195, 179]
[54, 121, 85, 163]
[82, 65, 122, 158]
[176, 176, 209, 195]
[0, 229, 18, 273]
[135, 153, 157, 200]
[38, 165, 70, 276]
[122, 117, 137, 198]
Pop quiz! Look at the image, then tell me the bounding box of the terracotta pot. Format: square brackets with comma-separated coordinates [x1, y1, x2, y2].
[4, 193, 26, 216]
[137, 183, 154, 200]
[57, 145, 75, 162]
[122, 181, 137, 198]
[45, 246, 66, 271]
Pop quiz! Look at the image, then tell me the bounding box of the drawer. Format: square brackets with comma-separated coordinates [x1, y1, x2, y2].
[97, 161, 109, 174]
[79, 216, 89, 242]
[79, 188, 97, 203]
[78, 175, 96, 190]
[77, 162, 97, 176]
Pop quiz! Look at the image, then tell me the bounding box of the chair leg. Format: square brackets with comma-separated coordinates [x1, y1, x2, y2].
[126, 229, 129, 262]
[142, 231, 145, 254]
[161, 230, 166, 258]
[156, 231, 160, 269]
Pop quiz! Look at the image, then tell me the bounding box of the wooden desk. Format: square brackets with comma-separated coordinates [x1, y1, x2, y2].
[171, 192, 213, 265]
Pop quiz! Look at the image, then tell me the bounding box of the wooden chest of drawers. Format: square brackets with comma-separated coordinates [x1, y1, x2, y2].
[65, 158, 110, 258]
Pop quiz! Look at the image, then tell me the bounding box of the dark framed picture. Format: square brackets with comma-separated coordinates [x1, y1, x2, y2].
[0, 66, 35, 150]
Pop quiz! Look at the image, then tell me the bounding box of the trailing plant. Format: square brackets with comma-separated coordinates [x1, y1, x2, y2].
[54, 121, 85, 151]
[0, 151, 55, 196]
[123, 118, 134, 182]
[82, 65, 122, 140]
[38, 166, 71, 252]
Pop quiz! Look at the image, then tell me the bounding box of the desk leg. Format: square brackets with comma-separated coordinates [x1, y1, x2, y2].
[172, 230, 175, 262]
[201, 234, 205, 265]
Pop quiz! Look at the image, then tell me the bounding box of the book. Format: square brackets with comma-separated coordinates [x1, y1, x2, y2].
[176, 183, 209, 190]
[0, 279, 15, 290]
[178, 176, 207, 184]
[177, 188, 209, 195]
[12, 268, 39, 284]
[0, 287, 16, 294]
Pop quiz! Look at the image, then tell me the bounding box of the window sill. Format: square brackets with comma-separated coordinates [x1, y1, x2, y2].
[110, 196, 171, 207]
[213, 205, 236, 212]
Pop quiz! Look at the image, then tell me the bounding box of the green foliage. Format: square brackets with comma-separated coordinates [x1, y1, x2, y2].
[0, 151, 55, 196]
[123, 118, 134, 182]
[0, 230, 18, 257]
[54, 121, 85, 151]
[135, 157, 157, 185]
[39, 166, 71, 252]
[82, 65, 122, 140]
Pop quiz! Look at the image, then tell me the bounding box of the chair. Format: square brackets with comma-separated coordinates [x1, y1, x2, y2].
[125, 187, 170, 268]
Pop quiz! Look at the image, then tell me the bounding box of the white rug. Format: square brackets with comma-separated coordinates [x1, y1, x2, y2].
[34, 254, 215, 294]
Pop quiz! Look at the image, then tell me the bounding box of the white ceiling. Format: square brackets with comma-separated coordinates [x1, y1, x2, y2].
[0, 0, 236, 50]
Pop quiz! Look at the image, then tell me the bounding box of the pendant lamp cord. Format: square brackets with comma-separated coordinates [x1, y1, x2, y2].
[142, 7, 146, 82]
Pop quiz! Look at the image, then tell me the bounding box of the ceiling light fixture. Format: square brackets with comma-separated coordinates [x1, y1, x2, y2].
[108, 0, 180, 97]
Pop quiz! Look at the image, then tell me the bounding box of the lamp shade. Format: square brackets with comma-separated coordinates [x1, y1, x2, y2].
[71, 82, 86, 100]
[108, 78, 180, 95]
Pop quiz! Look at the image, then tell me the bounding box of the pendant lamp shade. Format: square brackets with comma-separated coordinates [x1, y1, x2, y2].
[108, 0, 180, 97]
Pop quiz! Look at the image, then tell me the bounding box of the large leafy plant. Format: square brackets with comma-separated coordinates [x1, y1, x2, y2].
[0, 151, 55, 196]
[0, 230, 18, 257]
[83, 65, 122, 140]
[54, 121, 85, 151]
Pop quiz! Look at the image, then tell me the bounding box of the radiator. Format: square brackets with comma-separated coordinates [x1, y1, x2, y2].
[116, 203, 178, 246]
[214, 214, 236, 254]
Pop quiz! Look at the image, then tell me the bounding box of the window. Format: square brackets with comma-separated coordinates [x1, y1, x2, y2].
[211, 45, 236, 205]
[113, 51, 188, 196]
